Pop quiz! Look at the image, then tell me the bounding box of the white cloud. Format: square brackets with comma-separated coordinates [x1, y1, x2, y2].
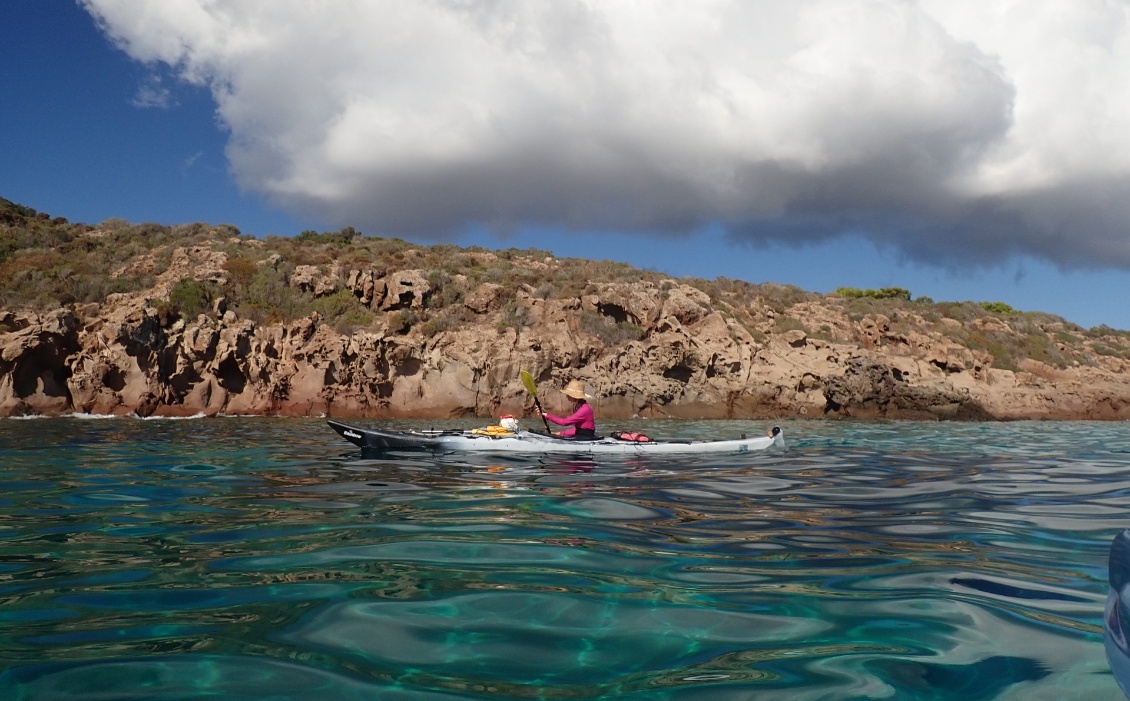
[80, 0, 1130, 268]
[131, 73, 174, 109]
[180, 151, 203, 176]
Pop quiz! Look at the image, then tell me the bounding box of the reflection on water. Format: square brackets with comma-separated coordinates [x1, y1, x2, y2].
[0, 418, 1125, 699]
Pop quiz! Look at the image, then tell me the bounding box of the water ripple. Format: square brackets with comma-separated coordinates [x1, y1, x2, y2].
[0, 417, 1124, 699]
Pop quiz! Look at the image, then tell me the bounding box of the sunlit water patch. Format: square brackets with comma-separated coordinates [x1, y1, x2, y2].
[0, 417, 1126, 699]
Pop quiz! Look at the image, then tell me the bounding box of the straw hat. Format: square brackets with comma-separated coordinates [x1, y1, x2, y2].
[562, 380, 592, 400]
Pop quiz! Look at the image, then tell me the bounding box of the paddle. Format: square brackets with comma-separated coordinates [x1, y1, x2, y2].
[521, 370, 553, 434]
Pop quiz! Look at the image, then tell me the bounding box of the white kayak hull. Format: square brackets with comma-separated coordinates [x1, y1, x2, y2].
[328, 420, 784, 456]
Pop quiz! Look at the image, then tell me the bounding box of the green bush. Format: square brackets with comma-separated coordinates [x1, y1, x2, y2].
[238, 264, 309, 323]
[958, 329, 1014, 371]
[579, 310, 644, 345]
[312, 289, 373, 333]
[773, 315, 808, 334]
[496, 300, 530, 332]
[424, 269, 466, 308]
[295, 228, 360, 246]
[223, 256, 258, 288]
[1021, 331, 1068, 367]
[1093, 341, 1130, 360]
[979, 301, 1018, 314]
[833, 286, 912, 301]
[389, 309, 419, 334]
[0, 197, 38, 219]
[936, 302, 985, 324]
[164, 277, 218, 319]
[1090, 324, 1130, 339]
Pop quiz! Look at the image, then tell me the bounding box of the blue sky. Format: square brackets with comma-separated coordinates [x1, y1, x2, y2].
[5, 1, 1130, 330]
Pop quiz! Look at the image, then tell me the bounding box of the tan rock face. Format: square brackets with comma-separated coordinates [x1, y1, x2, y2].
[382, 271, 430, 310]
[291, 265, 339, 296]
[0, 309, 81, 415]
[346, 269, 387, 308]
[464, 283, 505, 314]
[4, 269, 1130, 420]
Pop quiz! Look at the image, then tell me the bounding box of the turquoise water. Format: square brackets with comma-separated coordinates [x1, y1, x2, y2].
[0, 417, 1125, 700]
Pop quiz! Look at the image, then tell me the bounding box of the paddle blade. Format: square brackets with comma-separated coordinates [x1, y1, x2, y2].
[520, 370, 538, 397]
[521, 370, 553, 434]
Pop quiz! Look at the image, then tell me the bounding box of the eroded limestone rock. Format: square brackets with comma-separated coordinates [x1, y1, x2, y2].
[5, 263, 1130, 419]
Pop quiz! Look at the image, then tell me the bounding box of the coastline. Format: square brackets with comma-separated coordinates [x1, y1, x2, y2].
[3, 221, 1130, 422]
[4, 298, 1129, 422]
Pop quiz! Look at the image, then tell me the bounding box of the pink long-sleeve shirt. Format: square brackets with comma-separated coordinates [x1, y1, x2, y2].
[544, 402, 595, 437]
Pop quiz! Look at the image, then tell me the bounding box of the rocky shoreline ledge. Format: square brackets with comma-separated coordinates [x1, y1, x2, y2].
[3, 210, 1130, 420]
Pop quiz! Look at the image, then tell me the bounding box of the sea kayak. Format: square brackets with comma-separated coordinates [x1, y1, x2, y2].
[327, 420, 785, 456]
[1106, 528, 1130, 699]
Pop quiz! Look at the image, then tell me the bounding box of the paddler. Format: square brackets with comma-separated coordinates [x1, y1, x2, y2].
[537, 380, 597, 439]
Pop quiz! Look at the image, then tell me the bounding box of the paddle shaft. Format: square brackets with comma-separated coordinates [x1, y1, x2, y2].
[533, 395, 553, 434]
[521, 370, 554, 434]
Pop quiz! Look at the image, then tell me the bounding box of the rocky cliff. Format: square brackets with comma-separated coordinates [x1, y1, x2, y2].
[3, 228, 1130, 421]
